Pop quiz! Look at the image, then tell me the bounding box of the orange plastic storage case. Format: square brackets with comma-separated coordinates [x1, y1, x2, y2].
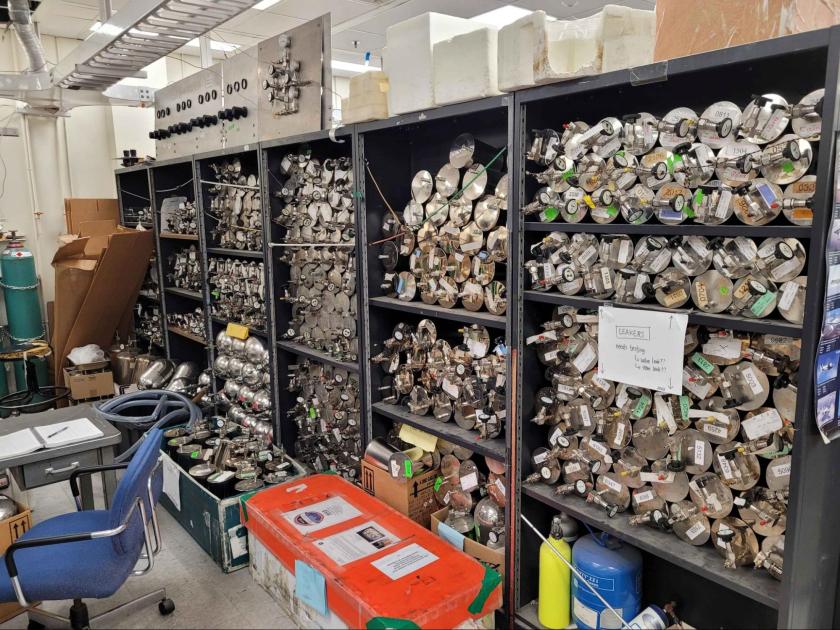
[242, 474, 502, 628]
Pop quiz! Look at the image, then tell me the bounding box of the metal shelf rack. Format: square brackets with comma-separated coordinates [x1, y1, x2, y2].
[110, 27, 840, 629]
[261, 126, 367, 456]
[150, 155, 210, 367]
[115, 164, 166, 354]
[510, 28, 840, 629]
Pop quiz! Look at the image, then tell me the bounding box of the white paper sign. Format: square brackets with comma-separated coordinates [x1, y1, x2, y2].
[282, 497, 362, 534]
[314, 521, 398, 565]
[597, 306, 688, 394]
[162, 456, 181, 511]
[371, 543, 438, 580]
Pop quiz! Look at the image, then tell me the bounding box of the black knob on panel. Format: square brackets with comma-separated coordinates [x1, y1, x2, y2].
[148, 131, 157, 140]
[204, 114, 218, 126]
[232, 106, 248, 119]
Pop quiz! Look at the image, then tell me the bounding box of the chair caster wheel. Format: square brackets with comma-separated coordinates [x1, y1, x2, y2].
[158, 598, 175, 616]
[27, 621, 46, 630]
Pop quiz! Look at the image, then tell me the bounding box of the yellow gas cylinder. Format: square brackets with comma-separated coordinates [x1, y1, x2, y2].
[538, 515, 572, 628]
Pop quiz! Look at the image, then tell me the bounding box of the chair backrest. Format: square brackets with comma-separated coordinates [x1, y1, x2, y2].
[108, 428, 163, 555]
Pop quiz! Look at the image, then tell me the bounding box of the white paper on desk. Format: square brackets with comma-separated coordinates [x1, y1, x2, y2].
[32, 418, 103, 449]
[0, 428, 43, 459]
[597, 306, 688, 395]
[162, 457, 181, 511]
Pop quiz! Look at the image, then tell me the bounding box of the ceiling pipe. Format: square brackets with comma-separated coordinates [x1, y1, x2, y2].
[8, 0, 49, 73]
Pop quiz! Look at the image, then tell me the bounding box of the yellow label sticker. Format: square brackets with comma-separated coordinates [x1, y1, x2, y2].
[226, 323, 249, 340]
[583, 195, 596, 209]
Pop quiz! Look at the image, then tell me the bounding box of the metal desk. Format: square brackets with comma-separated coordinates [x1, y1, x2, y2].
[0, 405, 122, 509]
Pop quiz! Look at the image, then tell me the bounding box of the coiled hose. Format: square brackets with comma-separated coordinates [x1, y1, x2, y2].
[93, 390, 202, 462]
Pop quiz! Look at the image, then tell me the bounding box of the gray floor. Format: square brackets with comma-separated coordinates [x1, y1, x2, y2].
[0, 477, 295, 629]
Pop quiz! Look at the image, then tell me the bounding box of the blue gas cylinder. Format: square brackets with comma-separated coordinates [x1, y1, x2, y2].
[572, 534, 642, 629]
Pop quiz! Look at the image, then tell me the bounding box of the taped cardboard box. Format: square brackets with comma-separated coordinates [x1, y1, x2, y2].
[0, 500, 34, 623]
[64, 198, 119, 235]
[654, 0, 840, 62]
[432, 507, 505, 577]
[360, 460, 438, 528]
[51, 229, 153, 386]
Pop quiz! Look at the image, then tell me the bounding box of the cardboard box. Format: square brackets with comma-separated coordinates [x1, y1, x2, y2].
[244, 475, 502, 629]
[654, 0, 840, 62]
[64, 198, 119, 235]
[51, 229, 153, 387]
[361, 459, 438, 528]
[0, 500, 34, 623]
[432, 507, 505, 577]
[62, 362, 115, 401]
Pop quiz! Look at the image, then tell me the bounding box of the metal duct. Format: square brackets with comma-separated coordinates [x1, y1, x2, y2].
[8, 0, 48, 74]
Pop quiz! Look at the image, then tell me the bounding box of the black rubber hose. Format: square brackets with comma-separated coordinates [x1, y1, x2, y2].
[93, 390, 202, 461]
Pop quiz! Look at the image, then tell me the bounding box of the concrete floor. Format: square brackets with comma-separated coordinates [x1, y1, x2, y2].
[0, 477, 295, 629]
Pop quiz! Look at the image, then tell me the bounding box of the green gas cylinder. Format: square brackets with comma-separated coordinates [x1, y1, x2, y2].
[1, 236, 43, 343]
[1, 235, 46, 393]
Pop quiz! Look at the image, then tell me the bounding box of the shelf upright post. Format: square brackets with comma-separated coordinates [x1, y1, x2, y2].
[148, 166, 170, 356]
[780, 24, 840, 630]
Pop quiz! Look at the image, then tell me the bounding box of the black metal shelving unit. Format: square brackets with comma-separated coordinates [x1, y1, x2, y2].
[511, 28, 840, 630]
[110, 27, 840, 628]
[261, 126, 366, 455]
[356, 94, 516, 618]
[150, 155, 209, 367]
[115, 164, 165, 354]
[194, 143, 273, 417]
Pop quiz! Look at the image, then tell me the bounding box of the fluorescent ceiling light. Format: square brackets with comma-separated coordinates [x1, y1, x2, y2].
[129, 28, 158, 37]
[89, 21, 124, 36]
[331, 60, 380, 74]
[472, 5, 533, 27]
[253, 0, 282, 9]
[185, 38, 240, 53]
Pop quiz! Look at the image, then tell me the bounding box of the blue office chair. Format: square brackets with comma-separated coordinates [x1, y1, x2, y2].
[0, 428, 174, 629]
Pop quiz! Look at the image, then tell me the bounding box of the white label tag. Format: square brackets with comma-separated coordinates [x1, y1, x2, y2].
[717, 454, 734, 479]
[702, 423, 729, 438]
[589, 440, 608, 456]
[773, 257, 801, 280]
[618, 240, 631, 262]
[653, 471, 676, 484]
[683, 369, 712, 399]
[593, 375, 611, 390]
[461, 240, 481, 252]
[580, 246, 598, 267]
[742, 408, 783, 440]
[654, 395, 678, 434]
[742, 366, 764, 396]
[602, 476, 623, 493]
[639, 472, 660, 483]
[460, 471, 479, 491]
[526, 330, 557, 345]
[693, 441, 706, 467]
[685, 521, 706, 541]
[702, 338, 743, 360]
[442, 378, 459, 399]
[495, 478, 506, 496]
[633, 490, 655, 504]
[771, 461, 791, 478]
[534, 451, 548, 464]
[689, 409, 731, 425]
[573, 344, 597, 373]
[543, 349, 559, 363]
[600, 267, 613, 290]
[715, 189, 732, 218]
[613, 422, 626, 446]
[779, 281, 799, 311]
[565, 462, 582, 474]
[580, 406, 592, 427]
[556, 383, 576, 396]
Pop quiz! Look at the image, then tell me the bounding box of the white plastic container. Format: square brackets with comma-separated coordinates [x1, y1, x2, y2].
[384, 12, 483, 115]
[433, 27, 502, 106]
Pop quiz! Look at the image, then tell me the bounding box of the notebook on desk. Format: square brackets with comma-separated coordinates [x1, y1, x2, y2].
[0, 418, 104, 459]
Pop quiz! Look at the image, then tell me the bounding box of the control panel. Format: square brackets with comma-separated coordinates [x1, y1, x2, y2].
[150, 15, 332, 159]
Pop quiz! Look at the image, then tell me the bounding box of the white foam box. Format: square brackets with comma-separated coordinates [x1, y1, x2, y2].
[433, 27, 501, 106]
[342, 71, 390, 124]
[384, 12, 483, 115]
[498, 6, 654, 91]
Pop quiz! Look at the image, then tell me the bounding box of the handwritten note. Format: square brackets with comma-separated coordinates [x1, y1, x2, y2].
[597, 306, 688, 395]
